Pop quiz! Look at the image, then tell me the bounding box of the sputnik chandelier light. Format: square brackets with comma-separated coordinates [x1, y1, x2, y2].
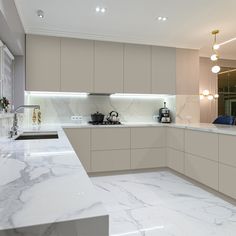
[211, 30, 221, 74]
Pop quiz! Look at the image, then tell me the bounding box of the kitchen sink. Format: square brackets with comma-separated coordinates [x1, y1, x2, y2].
[14, 131, 59, 140]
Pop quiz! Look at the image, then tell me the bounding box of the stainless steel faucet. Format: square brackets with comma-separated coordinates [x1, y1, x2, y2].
[9, 105, 40, 138]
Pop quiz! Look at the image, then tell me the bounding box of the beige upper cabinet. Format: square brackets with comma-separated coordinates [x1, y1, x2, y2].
[61, 38, 94, 93]
[176, 49, 199, 95]
[124, 44, 151, 93]
[26, 35, 60, 91]
[94, 41, 124, 93]
[151, 46, 176, 94]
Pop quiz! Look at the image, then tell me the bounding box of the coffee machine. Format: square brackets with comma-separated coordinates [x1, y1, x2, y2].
[158, 102, 171, 123]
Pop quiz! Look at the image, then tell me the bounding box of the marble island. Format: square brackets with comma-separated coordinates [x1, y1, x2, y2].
[0, 127, 108, 236]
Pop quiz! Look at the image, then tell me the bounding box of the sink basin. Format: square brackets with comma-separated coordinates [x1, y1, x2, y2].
[15, 131, 59, 140]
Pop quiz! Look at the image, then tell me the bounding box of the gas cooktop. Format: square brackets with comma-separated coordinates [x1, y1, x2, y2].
[88, 121, 122, 125]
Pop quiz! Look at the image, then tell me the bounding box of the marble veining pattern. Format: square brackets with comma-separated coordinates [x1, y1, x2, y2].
[91, 171, 236, 236]
[0, 128, 107, 234]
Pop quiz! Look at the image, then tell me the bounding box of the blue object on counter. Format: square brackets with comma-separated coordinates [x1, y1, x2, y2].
[213, 115, 236, 125]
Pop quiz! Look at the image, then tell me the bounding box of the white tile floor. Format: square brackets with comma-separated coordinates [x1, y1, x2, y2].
[91, 171, 236, 236]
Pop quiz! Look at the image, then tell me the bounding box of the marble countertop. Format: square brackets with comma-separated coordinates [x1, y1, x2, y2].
[1, 121, 236, 231]
[62, 122, 236, 136]
[0, 126, 107, 231]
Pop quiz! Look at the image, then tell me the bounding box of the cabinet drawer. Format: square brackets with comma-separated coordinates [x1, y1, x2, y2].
[185, 130, 218, 161]
[91, 150, 130, 172]
[131, 127, 165, 149]
[166, 128, 185, 151]
[131, 148, 165, 169]
[219, 134, 236, 167]
[185, 153, 218, 190]
[219, 164, 236, 199]
[167, 148, 185, 174]
[91, 128, 130, 150]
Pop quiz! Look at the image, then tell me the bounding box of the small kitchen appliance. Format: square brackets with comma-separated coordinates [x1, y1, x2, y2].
[158, 102, 171, 123]
[89, 111, 122, 125]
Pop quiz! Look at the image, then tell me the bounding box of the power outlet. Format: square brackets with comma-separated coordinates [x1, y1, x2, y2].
[71, 116, 83, 121]
[153, 115, 159, 121]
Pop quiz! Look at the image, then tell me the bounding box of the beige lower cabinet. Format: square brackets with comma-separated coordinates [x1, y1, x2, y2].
[219, 164, 236, 199]
[219, 134, 236, 168]
[131, 148, 165, 169]
[185, 130, 218, 162]
[131, 127, 165, 149]
[91, 150, 130, 172]
[64, 128, 91, 172]
[91, 128, 130, 150]
[185, 153, 218, 190]
[167, 148, 185, 174]
[166, 127, 185, 151]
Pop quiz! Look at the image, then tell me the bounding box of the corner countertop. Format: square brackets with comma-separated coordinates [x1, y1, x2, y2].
[0, 126, 107, 231]
[1, 121, 236, 231]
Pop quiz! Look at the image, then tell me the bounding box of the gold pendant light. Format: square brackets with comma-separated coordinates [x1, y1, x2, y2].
[211, 30, 221, 74]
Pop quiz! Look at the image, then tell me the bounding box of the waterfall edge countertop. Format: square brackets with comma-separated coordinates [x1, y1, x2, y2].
[0, 127, 108, 234]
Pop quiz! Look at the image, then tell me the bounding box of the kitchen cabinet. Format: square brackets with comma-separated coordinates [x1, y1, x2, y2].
[166, 127, 185, 151]
[61, 38, 94, 93]
[26, 35, 61, 91]
[91, 150, 130, 172]
[219, 134, 236, 167]
[176, 49, 199, 95]
[131, 148, 165, 169]
[91, 128, 130, 150]
[151, 46, 176, 94]
[185, 153, 218, 190]
[185, 130, 218, 162]
[131, 127, 165, 149]
[219, 164, 236, 199]
[167, 148, 185, 174]
[94, 41, 124, 93]
[124, 44, 151, 93]
[64, 128, 91, 172]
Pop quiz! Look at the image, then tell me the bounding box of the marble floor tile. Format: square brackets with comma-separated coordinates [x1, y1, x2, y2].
[91, 171, 236, 236]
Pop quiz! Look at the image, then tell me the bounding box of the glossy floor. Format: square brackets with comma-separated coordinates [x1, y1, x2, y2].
[91, 171, 236, 236]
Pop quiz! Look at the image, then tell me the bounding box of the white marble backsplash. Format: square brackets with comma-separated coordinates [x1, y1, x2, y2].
[24, 95, 176, 125]
[176, 95, 200, 124]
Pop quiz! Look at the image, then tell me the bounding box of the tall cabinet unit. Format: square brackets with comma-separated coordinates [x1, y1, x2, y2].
[124, 44, 151, 93]
[26, 35, 61, 91]
[151, 46, 176, 94]
[60, 38, 94, 93]
[94, 41, 124, 93]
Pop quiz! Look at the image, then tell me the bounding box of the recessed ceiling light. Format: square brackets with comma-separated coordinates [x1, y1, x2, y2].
[37, 9, 44, 18]
[95, 6, 106, 13]
[157, 16, 168, 22]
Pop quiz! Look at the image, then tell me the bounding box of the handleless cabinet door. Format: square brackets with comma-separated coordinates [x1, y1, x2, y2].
[131, 127, 165, 148]
[151, 46, 176, 94]
[94, 41, 124, 93]
[91, 128, 130, 150]
[61, 38, 94, 93]
[185, 130, 218, 162]
[124, 44, 151, 93]
[166, 127, 185, 151]
[26, 35, 60, 91]
[64, 128, 91, 172]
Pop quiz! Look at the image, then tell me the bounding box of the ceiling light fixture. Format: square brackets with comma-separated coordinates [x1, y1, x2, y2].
[37, 9, 44, 18]
[96, 6, 106, 13]
[157, 16, 168, 22]
[211, 30, 221, 74]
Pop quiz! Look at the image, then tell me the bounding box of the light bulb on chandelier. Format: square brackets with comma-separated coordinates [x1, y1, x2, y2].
[211, 65, 221, 73]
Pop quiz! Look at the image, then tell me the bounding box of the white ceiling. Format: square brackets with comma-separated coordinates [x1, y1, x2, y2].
[14, 0, 236, 59]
